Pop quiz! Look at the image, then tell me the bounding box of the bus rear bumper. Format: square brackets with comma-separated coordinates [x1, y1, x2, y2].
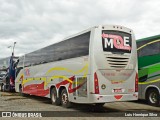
[89, 93, 138, 103]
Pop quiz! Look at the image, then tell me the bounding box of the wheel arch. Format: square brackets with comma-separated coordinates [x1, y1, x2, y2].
[145, 85, 160, 99]
[19, 84, 22, 90]
[58, 86, 67, 97]
[50, 85, 56, 97]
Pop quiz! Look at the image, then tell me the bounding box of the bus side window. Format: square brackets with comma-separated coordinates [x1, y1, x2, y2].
[67, 32, 90, 58]
[138, 41, 159, 57]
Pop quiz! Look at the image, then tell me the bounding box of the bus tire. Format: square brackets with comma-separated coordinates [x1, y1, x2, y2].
[61, 89, 72, 108]
[1, 84, 4, 92]
[146, 88, 160, 106]
[19, 85, 25, 97]
[50, 88, 61, 106]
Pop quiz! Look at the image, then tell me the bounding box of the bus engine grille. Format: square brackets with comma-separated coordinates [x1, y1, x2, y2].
[106, 57, 129, 68]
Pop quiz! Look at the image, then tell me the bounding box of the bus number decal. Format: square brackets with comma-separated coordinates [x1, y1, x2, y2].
[112, 88, 125, 93]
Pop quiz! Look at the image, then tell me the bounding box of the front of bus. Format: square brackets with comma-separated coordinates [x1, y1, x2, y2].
[90, 25, 138, 103]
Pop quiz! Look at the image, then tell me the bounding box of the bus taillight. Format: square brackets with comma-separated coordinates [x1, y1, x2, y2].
[94, 72, 99, 94]
[135, 73, 138, 92]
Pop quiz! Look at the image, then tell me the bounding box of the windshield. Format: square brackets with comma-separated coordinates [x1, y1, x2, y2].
[102, 30, 132, 54]
[0, 74, 5, 77]
[0, 74, 4, 77]
[0, 71, 6, 77]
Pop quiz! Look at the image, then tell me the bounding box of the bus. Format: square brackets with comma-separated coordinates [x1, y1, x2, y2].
[15, 25, 138, 108]
[137, 35, 160, 106]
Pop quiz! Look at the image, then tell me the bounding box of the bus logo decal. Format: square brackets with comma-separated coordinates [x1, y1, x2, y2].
[102, 33, 131, 51]
[25, 68, 30, 76]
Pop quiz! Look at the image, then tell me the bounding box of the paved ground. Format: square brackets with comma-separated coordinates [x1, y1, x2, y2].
[0, 91, 160, 120]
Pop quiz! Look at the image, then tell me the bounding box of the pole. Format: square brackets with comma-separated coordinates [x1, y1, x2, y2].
[8, 46, 12, 54]
[13, 42, 16, 55]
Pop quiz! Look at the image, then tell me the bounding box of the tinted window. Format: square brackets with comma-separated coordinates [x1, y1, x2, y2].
[102, 30, 132, 54]
[137, 40, 160, 57]
[67, 32, 90, 58]
[137, 40, 147, 49]
[17, 56, 24, 67]
[24, 32, 90, 67]
[25, 49, 42, 66]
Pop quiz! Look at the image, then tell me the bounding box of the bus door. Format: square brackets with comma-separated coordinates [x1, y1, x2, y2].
[72, 76, 88, 97]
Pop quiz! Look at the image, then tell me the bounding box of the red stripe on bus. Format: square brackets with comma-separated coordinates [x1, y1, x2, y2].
[22, 75, 85, 96]
[23, 82, 49, 96]
[55, 76, 86, 93]
[56, 76, 75, 89]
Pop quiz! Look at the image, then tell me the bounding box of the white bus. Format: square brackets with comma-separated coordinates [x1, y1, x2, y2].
[15, 25, 138, 108]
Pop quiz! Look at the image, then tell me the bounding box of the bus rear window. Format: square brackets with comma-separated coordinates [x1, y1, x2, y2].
[102, 30, 132, 53]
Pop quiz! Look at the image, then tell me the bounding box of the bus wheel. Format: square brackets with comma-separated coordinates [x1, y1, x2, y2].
[50, 88, 61, 105]
[1, 84, 4, 92]
[61, 89, 72, 108]
[146, 89, 160, 106]
[19, 85, 25, 97]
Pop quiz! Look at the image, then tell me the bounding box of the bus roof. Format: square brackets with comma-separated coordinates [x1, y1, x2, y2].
[137, 34, 160, 42]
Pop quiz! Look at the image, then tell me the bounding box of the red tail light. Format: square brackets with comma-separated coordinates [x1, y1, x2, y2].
[94, 72, 99, 94]
[135, 73, 138, 92]
[10, 76, 14, 85]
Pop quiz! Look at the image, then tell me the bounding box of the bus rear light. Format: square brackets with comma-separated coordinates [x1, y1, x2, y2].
[10, 76, 14, 85]
[94, 72, 99, 94]
[135, 73, 138, 92]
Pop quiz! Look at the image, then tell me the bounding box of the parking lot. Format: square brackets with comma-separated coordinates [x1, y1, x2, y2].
[0, 91, 159, 120]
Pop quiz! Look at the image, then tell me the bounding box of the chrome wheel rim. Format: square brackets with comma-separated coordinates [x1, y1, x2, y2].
[62, 93, 68, 104]
[149, 92, 157, 103]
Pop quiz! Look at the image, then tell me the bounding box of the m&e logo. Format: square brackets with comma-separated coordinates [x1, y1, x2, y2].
[102, 33, 131, 51]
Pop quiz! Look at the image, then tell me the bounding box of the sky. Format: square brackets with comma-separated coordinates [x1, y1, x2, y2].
[0, 0, 160, 59]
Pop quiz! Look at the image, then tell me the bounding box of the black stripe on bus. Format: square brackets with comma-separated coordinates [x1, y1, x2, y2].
[107, 57, 129, 59]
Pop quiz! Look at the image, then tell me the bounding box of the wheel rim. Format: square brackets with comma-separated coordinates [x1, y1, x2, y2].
[62, 93, 68, 105]
[149, 92, 157, 103]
